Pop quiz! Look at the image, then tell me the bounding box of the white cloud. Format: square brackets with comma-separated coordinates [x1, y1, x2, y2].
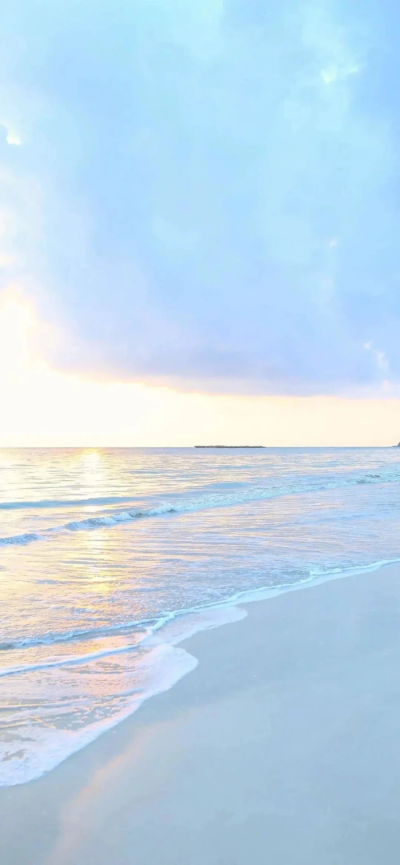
[321, 63, 360, 85]
[6, 131, 22, 146]
[321, 66, 338, 84]
[1, 121, 22, 146]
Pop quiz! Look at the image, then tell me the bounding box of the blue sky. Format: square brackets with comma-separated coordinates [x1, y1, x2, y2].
[1, 0, 400, 397]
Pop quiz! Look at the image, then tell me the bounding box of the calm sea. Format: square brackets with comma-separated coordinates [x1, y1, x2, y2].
[1, 446, 400, 786]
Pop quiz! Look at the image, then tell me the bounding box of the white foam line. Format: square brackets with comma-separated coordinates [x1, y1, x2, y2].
[0, 607, 245, 787]
[215, 557, 400, 610]
[0, 643, 149, 678]
[0, 644, 199, 788]
[3, 556, 399, 679]
[1, 614, 169, 652]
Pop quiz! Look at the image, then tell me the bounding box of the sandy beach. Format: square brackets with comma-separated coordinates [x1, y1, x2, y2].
[3, 562, 400, 864]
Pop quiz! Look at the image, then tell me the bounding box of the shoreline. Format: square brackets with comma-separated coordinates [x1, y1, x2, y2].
[3, 556, 400, 788]
[3, 562, 400, 862]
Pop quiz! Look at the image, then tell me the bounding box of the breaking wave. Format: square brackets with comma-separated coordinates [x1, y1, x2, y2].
[0, 533, 41, 546]
[1, 468, 400, 549]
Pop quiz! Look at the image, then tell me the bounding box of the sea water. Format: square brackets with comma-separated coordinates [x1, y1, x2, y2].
[1, 446, 400, 786]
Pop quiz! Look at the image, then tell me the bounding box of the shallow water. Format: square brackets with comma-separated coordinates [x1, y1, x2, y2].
[1, 446, 400, 785]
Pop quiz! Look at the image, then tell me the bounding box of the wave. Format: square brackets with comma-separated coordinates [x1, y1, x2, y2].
[3, 554, 400, 673]
[0, 533, 41, 546]
[65, 502, 175, 531]
[1, 469, 400, 549]
[0, 643, 200, 787]
[0, 616, 163, 652]
[0, 641, 152, 678]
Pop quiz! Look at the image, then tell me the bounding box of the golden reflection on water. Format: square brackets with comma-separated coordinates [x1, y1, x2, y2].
[78, 449, 106, 494]
[83, 531, 117, 596]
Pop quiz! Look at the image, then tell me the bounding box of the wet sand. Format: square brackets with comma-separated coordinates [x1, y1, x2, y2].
[2, 563, 400, 864]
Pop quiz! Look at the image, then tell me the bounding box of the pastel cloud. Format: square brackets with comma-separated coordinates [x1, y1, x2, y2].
[1, 0, 400, 396]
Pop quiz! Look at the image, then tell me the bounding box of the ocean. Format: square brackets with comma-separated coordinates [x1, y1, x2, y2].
[1, 446, 400, 787]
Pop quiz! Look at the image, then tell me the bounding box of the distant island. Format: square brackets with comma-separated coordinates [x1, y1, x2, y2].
[194, 445, 265, 449]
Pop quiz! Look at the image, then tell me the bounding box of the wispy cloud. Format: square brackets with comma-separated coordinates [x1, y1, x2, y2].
[364, 341, 390, 374]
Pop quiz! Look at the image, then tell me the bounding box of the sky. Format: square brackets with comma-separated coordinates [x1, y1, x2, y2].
[1, 0, 400, 445]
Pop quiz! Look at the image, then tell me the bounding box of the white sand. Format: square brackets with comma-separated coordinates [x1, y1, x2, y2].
[2, 563, 400, 864]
